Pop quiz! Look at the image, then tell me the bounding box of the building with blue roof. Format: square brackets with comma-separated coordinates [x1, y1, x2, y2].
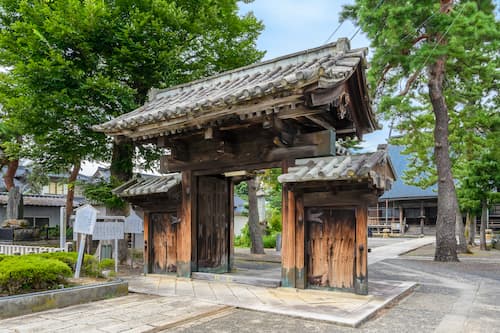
[369, 144, 437, 235]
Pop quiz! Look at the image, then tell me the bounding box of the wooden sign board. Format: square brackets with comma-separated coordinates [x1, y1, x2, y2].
[125, 211, 143, 234]
[92, 222, 125, 240]
[74, 204, 97, 235]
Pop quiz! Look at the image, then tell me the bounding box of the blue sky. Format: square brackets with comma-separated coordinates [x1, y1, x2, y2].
[239, 0, 390, 152]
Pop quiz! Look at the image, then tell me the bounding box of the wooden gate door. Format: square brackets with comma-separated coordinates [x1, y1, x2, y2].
[306, 208, 356, 290]
[150, 212, 177, 274]
[197, 176, 230, 273]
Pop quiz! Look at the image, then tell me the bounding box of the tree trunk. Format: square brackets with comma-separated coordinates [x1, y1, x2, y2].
[464, 211, 470, 244]
[429, 0, 458, 262]
[6, 186, 23, 220]
[456, 208, 467, 253]
[479, 201, 488, 251]
[469, 213, 476, 246]
[110, 137, 134, 182]
[65, 161, 81, 227]
[110, 137, 134, 264]
[247, 178, 264, 254]
[3, 159, 19, 192]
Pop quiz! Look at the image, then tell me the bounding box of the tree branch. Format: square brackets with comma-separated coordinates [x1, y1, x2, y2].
[412, 34, 429, 45]
[399, 70, 421, 97]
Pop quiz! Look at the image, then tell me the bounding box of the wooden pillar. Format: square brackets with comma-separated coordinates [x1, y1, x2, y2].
[229, 178, 235, 271]
[420, 200, 425, 235]
[385, 199, 389, 225]
[355, 204, 368, 295]
[399, 204, 404, 235]
[177, 171, 193, 277]
[281, 160, 296, 288]
[143, 213, 151, 274]
[295, 194, 306, 289]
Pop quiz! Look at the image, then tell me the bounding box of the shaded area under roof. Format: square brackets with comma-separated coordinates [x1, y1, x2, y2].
[379, 145, 437, 201]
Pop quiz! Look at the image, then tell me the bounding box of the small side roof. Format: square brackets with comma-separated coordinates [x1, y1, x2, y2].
[278, 150, 395, 191]
[112, 174, 181, 197]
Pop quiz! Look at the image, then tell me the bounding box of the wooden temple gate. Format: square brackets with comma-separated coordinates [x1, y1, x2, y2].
[100, 38, 395, 295]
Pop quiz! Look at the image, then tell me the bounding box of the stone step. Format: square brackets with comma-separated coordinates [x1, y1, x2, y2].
[192, 272, 281, 288]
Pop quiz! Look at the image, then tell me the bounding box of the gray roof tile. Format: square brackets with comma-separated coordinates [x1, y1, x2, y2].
[95, 39, 372, 136]
[278, 151, 395, 191]
[112, 174, 181, 197]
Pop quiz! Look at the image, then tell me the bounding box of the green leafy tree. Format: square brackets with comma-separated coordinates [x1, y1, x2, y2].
[102, 0, 265, 181]
[0, 0, 135, 223]
[0, 0, 264, 228]
[342, 0, 499, 261]
[457, 114, 500, 250]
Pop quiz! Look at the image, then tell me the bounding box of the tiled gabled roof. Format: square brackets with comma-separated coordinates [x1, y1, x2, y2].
[112, 174, 181, 197]
[94, 38, 375, 138]
[380, 144, 437, 200]
[0, 193, 85, 207]
[278, 151, 395, 191]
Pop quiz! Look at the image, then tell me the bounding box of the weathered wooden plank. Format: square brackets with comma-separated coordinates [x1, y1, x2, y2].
[143, 212, 150, 274]
[197, 176, 229, 273]
[276, 106, 324, 119]
[307, 208, 355, 290]
[229, 179, 235, 271]
[177, 171, 193, 277]
[280, 161, 292, 288]
[308, 84, 346, 107]
[305, 115, 334, 130]
[303, 191, 378, 207]
[190, 176, 198, 272]
[355, 205, 368, 295]
[161, 130, 335, 173]
[295, 194, 305, 289]
[282, 186, 296, 288]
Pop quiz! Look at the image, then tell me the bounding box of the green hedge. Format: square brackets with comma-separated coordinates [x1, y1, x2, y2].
[98, 258, 115, 271]
[32, 252, 99, 276]
[0, 256, 71, 295]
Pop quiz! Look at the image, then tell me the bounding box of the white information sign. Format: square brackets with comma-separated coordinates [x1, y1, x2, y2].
[125, 211, 143, 234]
[74, 204, 97, 235]
[92, 222, 125, 240]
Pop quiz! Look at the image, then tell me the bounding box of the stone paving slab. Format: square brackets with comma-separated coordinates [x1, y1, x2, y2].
[0, 294, 228, 333]
[126, 275, 416, 327]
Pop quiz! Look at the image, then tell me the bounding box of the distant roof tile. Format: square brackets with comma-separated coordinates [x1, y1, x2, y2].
[0, 193, 85, 207]
[379, 145, 437, 200]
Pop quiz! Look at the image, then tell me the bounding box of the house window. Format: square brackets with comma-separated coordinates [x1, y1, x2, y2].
[25, 217, 50, 228]
[49, 182, 58, 194]
[47, 182, 66, 194]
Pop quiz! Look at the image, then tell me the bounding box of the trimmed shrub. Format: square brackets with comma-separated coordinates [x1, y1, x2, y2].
[99, 258, 115, 271]
[263, 234, 277, 248]
[0, 256, 71, 295]
[32, 252, 99, 276]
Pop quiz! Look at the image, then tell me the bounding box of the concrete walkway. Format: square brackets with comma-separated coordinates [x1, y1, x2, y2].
[0, 237, 435, 332]
[368, 236, 434, 265]
[0, 294, 230, 333]
[122, 237, 435, 327]
[126, 274, 415, 327]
